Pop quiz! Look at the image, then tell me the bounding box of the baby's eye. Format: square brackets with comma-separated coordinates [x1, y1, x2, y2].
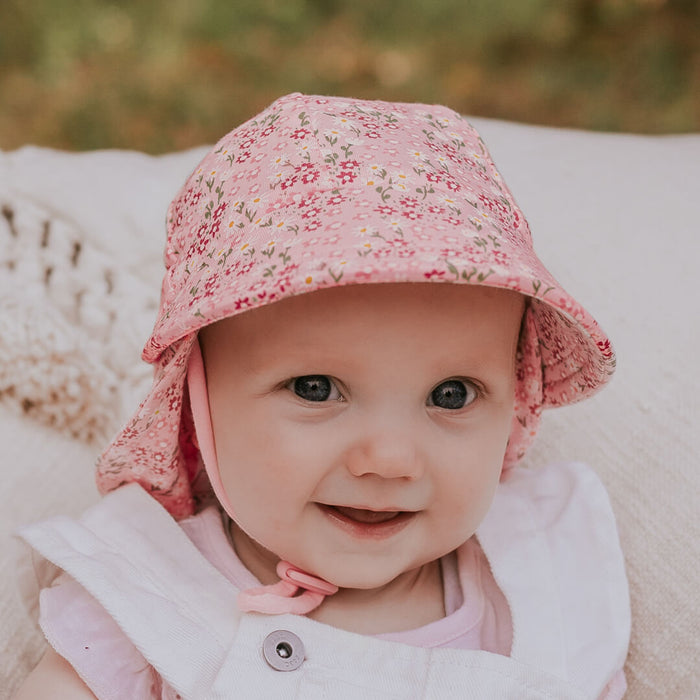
[428, 379, 478, 410]
[290, 375, 342, 402]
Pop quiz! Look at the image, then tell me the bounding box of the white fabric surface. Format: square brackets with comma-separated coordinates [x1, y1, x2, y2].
[1, 123, 698, 698]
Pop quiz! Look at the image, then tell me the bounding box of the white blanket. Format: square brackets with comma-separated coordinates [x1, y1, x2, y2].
[1, 123, 698, 698]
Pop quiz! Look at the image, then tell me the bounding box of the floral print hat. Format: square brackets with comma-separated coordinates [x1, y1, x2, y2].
[97, 92, 615, 521]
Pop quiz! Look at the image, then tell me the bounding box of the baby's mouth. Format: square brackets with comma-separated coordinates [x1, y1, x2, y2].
[318, 504, 415, 539]
[330, 506, 402, 524]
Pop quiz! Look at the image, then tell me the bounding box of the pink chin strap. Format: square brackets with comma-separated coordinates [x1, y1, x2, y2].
[186, 340, 338, 615]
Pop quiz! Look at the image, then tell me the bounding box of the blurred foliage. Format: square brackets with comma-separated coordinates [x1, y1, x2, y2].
[0, 0, 698, 152]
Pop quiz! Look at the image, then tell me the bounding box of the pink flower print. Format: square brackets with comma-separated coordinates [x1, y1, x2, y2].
[505, 276, 521, 291]
[478, 194, 495, 210]
[292, 128, 311, 140]
[337, 159, 360, 185]
[298, 195, 319, 209]
[234, 296, 252, 311]
[280, 175, 298, 190]
[304, 219, 322, 232]
[375, 204, 396, 216]
[193, 223, 211, 256]
[301, 206, 322, 220]
[327, 193, 345, 205]
[365, 130, 381, 139]
[236, 151, 252, 163]
[202, 276, 219, 299]
[402, 208, 422, 221]
[213, 202, 228, 221]
[597, 338, 614, 359]
[322, 233, 341, 247]
[424, 269, 446, 279]
[234, 261, 254, 277]
[399, 196, 419, 209]
[208, 219, 222, 238]
[444, 177, 461, 192]
[260, 125, 275, 137]
[396, 247, 416, 258]
[191, 191, 203, 206]
[492, 250, 509, 265]
[295, 162, 320, 184]
[441, 143, 460, 162]
[442, 216, 460, 226]
[337, 170, 357, 185]
[425, 172, 441, 183]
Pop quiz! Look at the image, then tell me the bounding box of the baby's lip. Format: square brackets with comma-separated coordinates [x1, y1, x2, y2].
[330, 505, 403, 524]
[317, 503, 417, 539]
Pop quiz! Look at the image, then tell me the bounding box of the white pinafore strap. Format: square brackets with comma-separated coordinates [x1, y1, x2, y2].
[476, 461, 630, 698]
[18, 484, 242, 698]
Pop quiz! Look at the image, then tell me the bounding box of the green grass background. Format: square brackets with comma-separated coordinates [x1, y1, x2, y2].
[1, 0, 698, 152]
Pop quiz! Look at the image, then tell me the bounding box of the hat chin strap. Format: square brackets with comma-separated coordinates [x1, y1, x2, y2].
[186, 340, 338, 615]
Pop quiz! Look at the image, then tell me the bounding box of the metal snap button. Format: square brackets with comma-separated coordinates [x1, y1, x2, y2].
[262, 629, 305, 671]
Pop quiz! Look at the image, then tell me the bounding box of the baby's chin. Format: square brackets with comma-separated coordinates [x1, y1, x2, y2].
[310, 555, 440, 593]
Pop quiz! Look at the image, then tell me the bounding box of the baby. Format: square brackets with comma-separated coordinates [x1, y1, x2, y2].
[16, 93, 629, 699]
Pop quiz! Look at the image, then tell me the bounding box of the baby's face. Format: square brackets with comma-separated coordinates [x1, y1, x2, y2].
[200, 283, 524, 590]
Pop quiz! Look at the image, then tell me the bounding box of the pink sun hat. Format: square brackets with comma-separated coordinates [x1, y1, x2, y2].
[96, 92, 615, 519]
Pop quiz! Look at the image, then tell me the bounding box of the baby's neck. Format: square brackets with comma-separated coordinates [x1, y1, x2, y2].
[230, 522, 446, 634]
[308, 559, 445, 634]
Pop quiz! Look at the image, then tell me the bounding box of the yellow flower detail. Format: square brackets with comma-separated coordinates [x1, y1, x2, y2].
[367, 180, 375, 186]
[228, 221, 234, 228]
[268, 240, 275, 246]
[253, 198, 260, 203]
[276, 221, 284, 228]
[241, 243, 249, 250]
[305, 276, 313, 284]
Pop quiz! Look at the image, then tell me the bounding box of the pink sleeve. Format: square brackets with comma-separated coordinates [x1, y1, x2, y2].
[598, 669, 627, 700]
[39, 574, 164, 700]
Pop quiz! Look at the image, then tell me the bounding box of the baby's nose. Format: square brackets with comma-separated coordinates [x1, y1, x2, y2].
[345, 425, 424, 481]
